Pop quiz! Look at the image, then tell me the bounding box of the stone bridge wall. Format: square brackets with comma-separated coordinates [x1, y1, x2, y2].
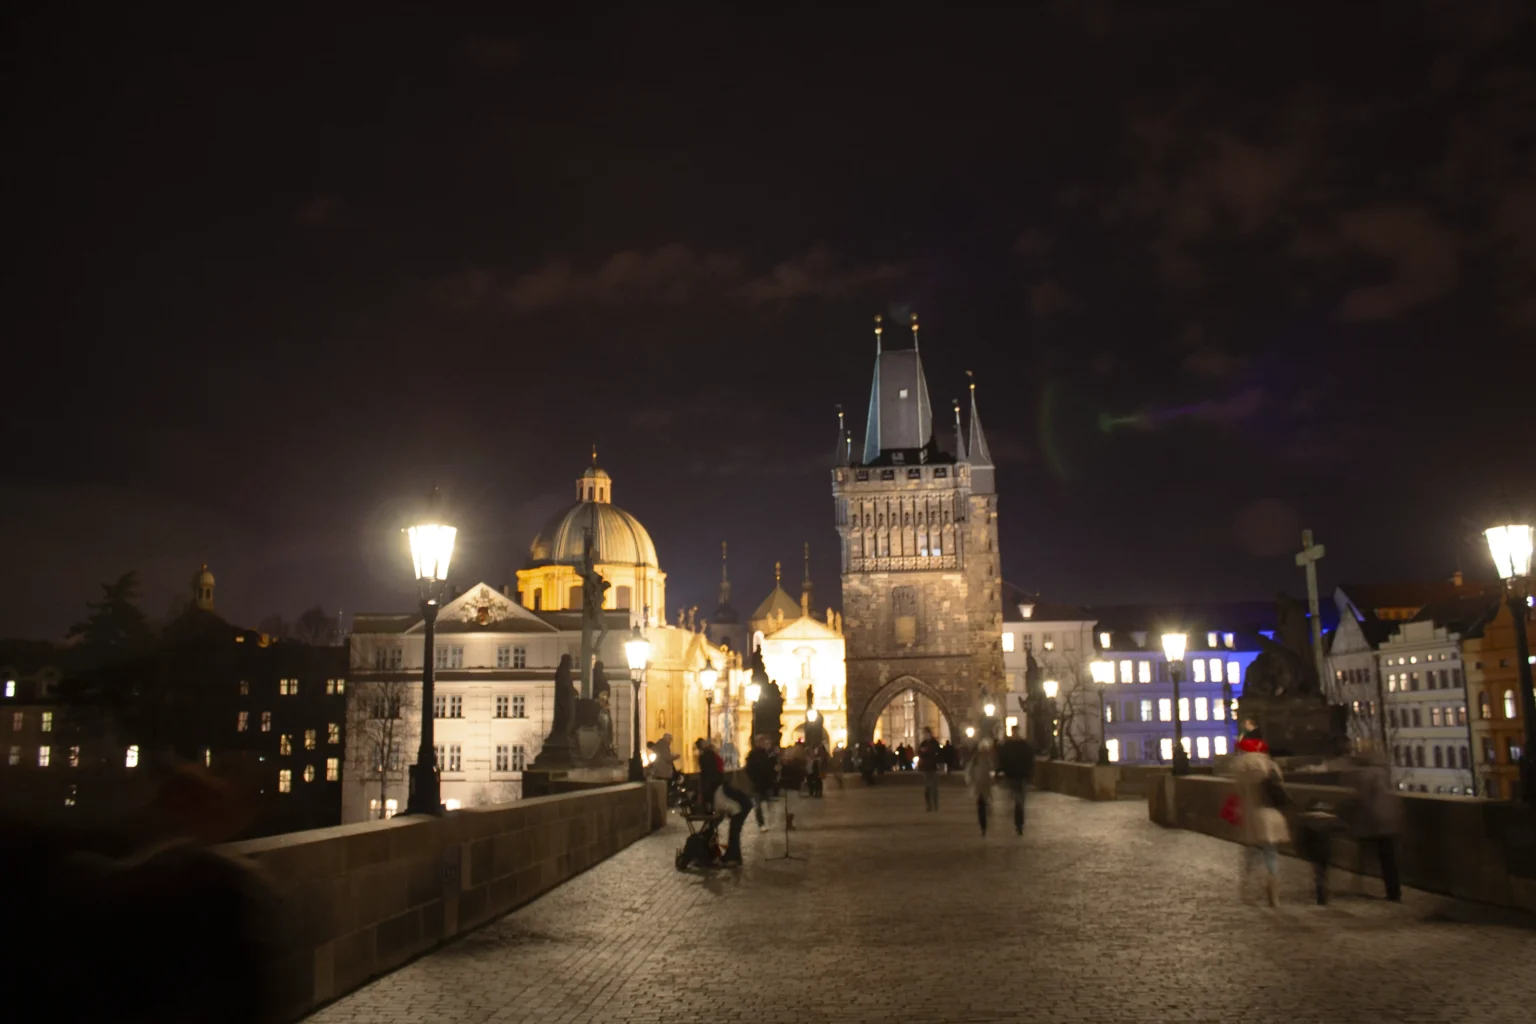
[222, 781, 666, 1021]
[1147, 774, 1536, 913]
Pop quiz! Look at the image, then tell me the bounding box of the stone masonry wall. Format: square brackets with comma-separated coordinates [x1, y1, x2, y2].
[222, 781, 666, 1021]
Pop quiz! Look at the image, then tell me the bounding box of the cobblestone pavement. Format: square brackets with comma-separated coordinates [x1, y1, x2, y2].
[309, 777, 1535, 1024]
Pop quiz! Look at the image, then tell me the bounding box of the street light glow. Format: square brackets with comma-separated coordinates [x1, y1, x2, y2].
[1042, 679, 1059, 699]
[807, 707, 819, 722]
[1160, 632, 1187, 663]
[406, 523, 457, 583]
[1485, 524, 1534, 581]
[746, 682, 762, 704]
[983, 702, 995, 717]
[624, 630, 651, 673]
[964, 726, 976, 738]
[699, 663, 718, 694]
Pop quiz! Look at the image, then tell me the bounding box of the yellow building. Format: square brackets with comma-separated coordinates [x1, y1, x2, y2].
[516, 461, 666, 626]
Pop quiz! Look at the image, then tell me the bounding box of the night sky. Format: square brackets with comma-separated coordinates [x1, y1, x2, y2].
[6, 6, 1535, 640]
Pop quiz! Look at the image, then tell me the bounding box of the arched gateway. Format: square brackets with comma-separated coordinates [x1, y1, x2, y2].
[833, 314, 1006, 744]
[860, 675, 957, 745]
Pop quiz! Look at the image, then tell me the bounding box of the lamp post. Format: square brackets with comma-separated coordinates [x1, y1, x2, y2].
[1090, 659, 1114, 764]
[404, 506, 456, 817]
[699, 661, 719, 748]
[1485, 524, 1535, 804]
[1042, 679, 1060, 759]
[982, 700, 996, 741]
[624, 626, 651, 783]
[1161, 632, 1190, 776]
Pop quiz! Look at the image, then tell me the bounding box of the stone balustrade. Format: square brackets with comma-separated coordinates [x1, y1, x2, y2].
[1147, 773, 1536, 912]
[1030, 758, 1176, 800]
[222, 781, 666, 1021]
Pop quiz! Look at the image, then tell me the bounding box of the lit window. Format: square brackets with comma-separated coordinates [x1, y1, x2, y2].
[1213, 698, 1225, 721]
[1158, 698, 1172, 722]
[329, 722, 341, 744]
[1228, 660, 1240, 685]
[1140, 699, 1153, 722]
[1192, 660, 1206, 683]
[41, 711, 53, 733]
[3, 680, 12, 698]
[1002, 632, 1015, 653]
[1178, 698, 1190, 722]
[68, 746, 79, 767]
[204, 748, 211, 767]
[279, 678, 298, 696]
[1223, 633, 1235, 649]
[1180, 736, 1191, 755]
[1106, 739, 1121, 763]
[7, 745, 17, 765]
[1196, 736, 1210, 759]
[38, 745, 50, 767]
[64, 784, 76, 806]
[1005, 715, 1019, 734]
[1104, 703, 1114, 723]
[1209, 659, 1223, 683]
[1160, 737, 1174, 761]
[278, 769, 292, 793]
[326, 757, 339, 781]
[1194, 697, 1209, 721]
[237, 711, 248, 732]
[1207, 631, 1218, 648]
[1214, 735, 1228, 756]
[1043, 634, 1055, 651]
[1387, 674, 1397, 693]
[1120, 660, 1133, 684]
[512, 695, 526, 718]
[239, 680, 249, 696]
[280, 735, 293, 755]
[326, 678, 345, 695]
[303, 764, 316, 783]
[304, 729, 316, 750]
[10, 711, 22, 731]
[1138, 660, 1151, 683]
[261, 711, 271, 732]
[125, 745, 139, 768]
[1505, 690, 1518, 719]
[1099, 631, 1111, 649]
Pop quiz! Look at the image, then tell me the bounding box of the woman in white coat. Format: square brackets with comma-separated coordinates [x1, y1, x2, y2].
[966, 737, 997, 836]
[1231, 731, 1290, 907]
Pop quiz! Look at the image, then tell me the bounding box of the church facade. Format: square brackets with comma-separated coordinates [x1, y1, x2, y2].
[832, 314, 1005, 741]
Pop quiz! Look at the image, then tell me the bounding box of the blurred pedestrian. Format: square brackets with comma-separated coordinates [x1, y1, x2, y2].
[966, 736, 997, 836]
[746, 734, 777, 829]
[1296, 800, 1343, 905]
[1231, 730, 1291, 907]
[1343, 753, 1404, 901]
[917, 727, 942, 811]
[997, 728, 1036, 835]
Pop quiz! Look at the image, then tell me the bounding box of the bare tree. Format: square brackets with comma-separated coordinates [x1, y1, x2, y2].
[1047, 657, 1099, 762]
[294, 606, 338, 646]
[348, 677, 417, 819]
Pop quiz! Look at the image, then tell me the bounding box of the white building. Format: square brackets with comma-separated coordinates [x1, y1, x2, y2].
[343, 582, 633, 821]
[1000, 588, 1097, 754]
[1379, 595, 1498, 796]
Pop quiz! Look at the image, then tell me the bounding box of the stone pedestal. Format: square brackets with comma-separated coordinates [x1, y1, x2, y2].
[1238, 695, 1346, 758]
[522, 765, 630, 798]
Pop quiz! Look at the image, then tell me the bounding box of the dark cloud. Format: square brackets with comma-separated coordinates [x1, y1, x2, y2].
[1334, 205, 1460, 322]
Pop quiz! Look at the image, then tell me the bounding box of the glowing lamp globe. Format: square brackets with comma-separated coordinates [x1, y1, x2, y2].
[699, 664, 719, 695]
[623, 630, 651, 674]
[406, 523, 457, 583]
[745, 682, 762, 704]
[983, 702, 996, 717]
[1485, 524, 1534, 581]
[1042, 679, 1059, 700]
[807, 707, 819, 722]
[1161, 632, 1187, 664]
[964, 726, 976, 738]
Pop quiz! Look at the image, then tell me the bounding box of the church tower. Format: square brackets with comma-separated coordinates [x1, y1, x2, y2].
[831, 314, 1004, 741]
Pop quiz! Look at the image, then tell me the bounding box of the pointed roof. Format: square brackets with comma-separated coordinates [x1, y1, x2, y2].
[713, 542, 739, 624]
[966, 373, 995, 493]
[762, 614, 843, 642]
[834, 406, 850, 467]
[862, 313, 936, 463]
[751, 561, 801, 624]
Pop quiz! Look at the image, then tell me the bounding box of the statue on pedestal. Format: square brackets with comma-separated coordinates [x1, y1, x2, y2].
[532, 653, 577, 768]
[1239, 593, 1347, 757]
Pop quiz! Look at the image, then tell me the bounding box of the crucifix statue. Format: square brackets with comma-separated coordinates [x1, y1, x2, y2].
[576, 521, 610, 700]
[1295, 529, 1328, 693]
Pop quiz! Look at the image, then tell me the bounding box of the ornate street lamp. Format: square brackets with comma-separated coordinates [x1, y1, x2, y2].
[1042, 679, 1060, 760]
[623, 626, 651, 783]
[1090, 659, 1114, 764]
[403, 499, 456, 816]
[1485, 524, 1535, 804]
[699, 661, 719, 748]
[1161, 632, 1190, 776]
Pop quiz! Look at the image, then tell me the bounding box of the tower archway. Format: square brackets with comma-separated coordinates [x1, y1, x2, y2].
[858, 675, 959, 747]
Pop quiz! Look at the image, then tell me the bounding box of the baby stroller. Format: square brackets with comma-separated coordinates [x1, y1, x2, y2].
[675, 809, 725, 871]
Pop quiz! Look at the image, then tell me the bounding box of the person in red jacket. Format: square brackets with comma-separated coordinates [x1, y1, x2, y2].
[696, 738, 751, 864]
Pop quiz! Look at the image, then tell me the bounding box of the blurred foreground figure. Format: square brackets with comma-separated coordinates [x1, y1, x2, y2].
[1343, 753, 1404, 901]
[2, 766, 279, 1023]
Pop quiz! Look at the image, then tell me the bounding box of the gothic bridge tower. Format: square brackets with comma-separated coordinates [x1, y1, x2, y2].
[831, 314, 1004, 742]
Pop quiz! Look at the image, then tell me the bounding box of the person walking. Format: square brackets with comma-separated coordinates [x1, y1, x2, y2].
[966, 736, 997, 836]
[1230, 730, 1291, 907]
[917, 727, 942, 811]
[996, 728, 1036, 835]
[1343, 753, 1404, 901]
[698, 737, 751, 865]
[746, 735, 777, 830]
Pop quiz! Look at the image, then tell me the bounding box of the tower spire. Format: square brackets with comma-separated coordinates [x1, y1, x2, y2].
[801, 541, 813, 615]
[834, 405, 849, 467]
[874, 313, 883, 354]
[719, 542, 731, 606]
[952, 397, 968, 461]
[910, 311, 920, 352]
[775, 560, 782, 586]
[967, 370, 996, 494]
[591, 443, 598, 467]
